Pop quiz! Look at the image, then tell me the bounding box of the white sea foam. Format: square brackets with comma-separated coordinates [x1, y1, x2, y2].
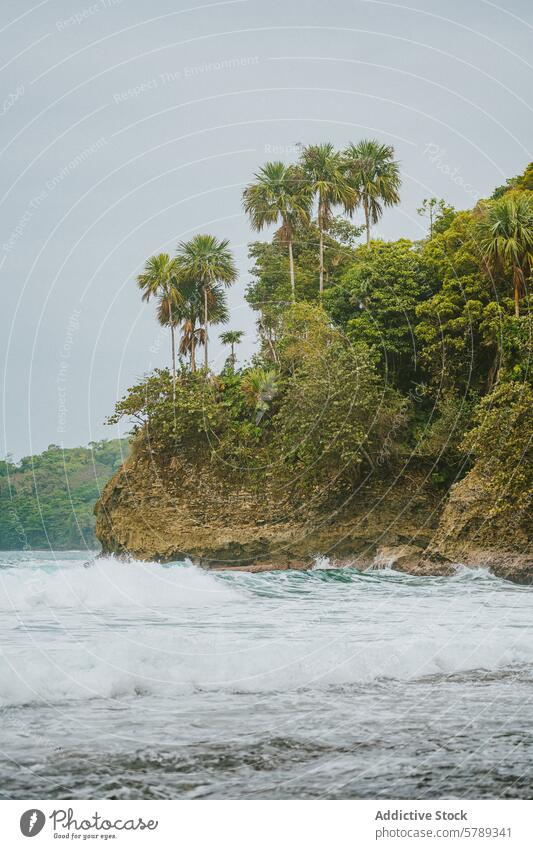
[0, 554, 531, 707]
[1, 627, 531, 707]
[0, 556, 241, 612]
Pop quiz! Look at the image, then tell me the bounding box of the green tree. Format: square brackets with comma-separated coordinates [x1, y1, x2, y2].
[241, 366, 279, 423]
[243, 161, 311, 301]
[491, 161, 533, 199]
[176, 235, 237, 370]
[245, 222, 359, 363]
[299, 143, 356, 297]
[476, 192, 533, 318]
[417, 197, 452, 238]
[273, 304, 403, 496]
[461, 380, 533, 514]
[137, 253, 182, 386]
[413, 210, 511, 394]
[0, 440, 129, 549]
[324, 239, 431, 388]
[219, 329, 244, 367]
[177, 283, 229, 372]
[342, 139, 401, 247]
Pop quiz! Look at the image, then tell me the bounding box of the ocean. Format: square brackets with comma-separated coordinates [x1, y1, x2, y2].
[1, 551, 532, 799]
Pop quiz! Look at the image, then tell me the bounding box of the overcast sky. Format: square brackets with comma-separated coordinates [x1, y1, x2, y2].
[1, 0, 531, 458]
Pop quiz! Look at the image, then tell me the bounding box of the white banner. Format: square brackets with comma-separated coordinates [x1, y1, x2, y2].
[1, 799, 531, 848]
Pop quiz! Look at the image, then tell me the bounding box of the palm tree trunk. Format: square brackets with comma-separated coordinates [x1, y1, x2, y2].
[191, 333, 196, 372]
[170, 308, 176, 403]
[203, 287, 209, 371]
[319, 226, 324, 299]
[231, 342, 235, 364]
[288, 239, 296, 302]
[170, 325, 176, 380]
[364, 199, 370, 247]
[513, 266, 521, 318]
[259, 317, 279, 365]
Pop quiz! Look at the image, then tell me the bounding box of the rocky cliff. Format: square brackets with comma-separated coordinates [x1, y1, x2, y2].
[95, 445, 443, 569]
[423, 467, 532, 584]
[95, 443, 531, 582]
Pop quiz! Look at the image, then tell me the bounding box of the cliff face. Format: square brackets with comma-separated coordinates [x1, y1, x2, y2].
[95, 446, 447, 571]
[425, 467, 532, 584]
[95, 447, 531, 582]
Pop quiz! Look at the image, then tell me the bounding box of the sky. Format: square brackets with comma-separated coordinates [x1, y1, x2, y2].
[1, 0, 531, 458]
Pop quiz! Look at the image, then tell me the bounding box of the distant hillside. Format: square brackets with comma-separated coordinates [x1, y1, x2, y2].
[0, 440, 129, 550]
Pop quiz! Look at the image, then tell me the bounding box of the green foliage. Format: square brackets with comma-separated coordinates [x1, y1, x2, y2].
[299, 143, 356, 230]
[342, 139, 401, 244]
[417, 197, 455, 238]
[243, 161, 312, 300]
[8, 150, 533, 550]
[108, 368, 228, 456]
[0, 440, 129, 549]
[324, 239, 432, 387]
[413, 393, 475, 482]
[491, 161, 533, 199]
[243, 161, 311, 235]
[241, 367, 279, 422]
[245, 221, 359, 348]
[475, 191, 533, 317]
[114, 155, 533, 527]
[415, 211, 504, 392]
[109, 307, 404, 503]
[175, 234, 237, 369]
[461, 380, 533, 513]
[273, 306, 403, 494]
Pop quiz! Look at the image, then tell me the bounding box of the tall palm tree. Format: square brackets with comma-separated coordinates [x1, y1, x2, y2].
[175, 235, 237, 371]
[477, 192, 533, 318]
[219, 329, 244, 367]
[177, 284, 229, 372]
[179, 317, 204, 372]
[299, 143, 356, 297]
[243, 162, 311, 301]
[137, 253, 182, 386]
[343, 139, 401, 247]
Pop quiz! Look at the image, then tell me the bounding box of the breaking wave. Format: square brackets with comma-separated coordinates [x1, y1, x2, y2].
[0, 555, 241, 612]
[0, 554, 532, 707]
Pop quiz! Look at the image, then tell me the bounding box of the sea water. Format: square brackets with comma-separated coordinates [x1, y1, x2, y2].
[0, 550, 532, 799]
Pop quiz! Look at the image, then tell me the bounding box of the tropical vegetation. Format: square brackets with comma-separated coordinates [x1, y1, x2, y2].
[0, 440, 129, 549]
[4, 148, 532, 548]
[112, 151, 531, 522]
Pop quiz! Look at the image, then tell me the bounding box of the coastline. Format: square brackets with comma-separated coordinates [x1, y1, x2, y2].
[94, 449, 531, 584]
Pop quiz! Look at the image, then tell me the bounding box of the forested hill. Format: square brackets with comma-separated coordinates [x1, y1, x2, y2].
[0, 440, 129, 550]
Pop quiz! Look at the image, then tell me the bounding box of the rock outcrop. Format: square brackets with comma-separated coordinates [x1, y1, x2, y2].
[95, 446, 531, 583]
[96, 446, 443, 567]
[423, 467, 532, 584]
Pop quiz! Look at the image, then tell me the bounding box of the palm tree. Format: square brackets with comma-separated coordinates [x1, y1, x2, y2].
[179, 317, 204, 372]
[137, 253, 182, 386]
[175, 235, 237, 371]
[477, 192, 533, 318]
[243, 162, 311, 301]
[177, 284, 229, 372]
[241, 367, 279, 424]
[219, 329, 244, 367]
[343, 139, 401, 247]
[299, 143, 356, 297]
